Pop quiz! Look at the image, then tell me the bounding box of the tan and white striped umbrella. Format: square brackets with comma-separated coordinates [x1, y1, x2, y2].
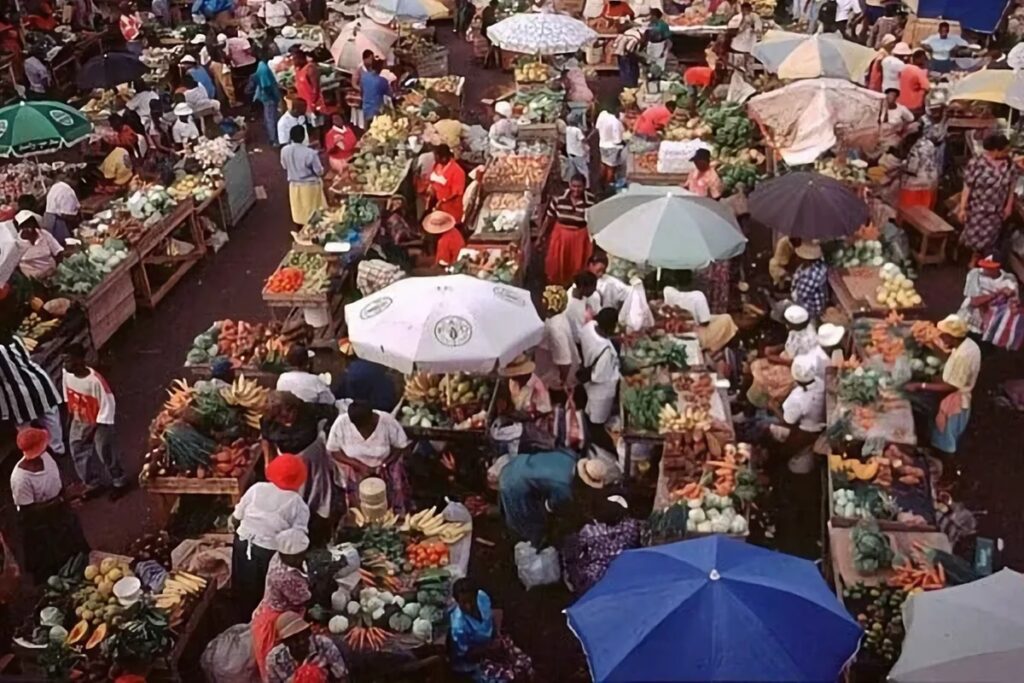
[751, 30, 877, 82]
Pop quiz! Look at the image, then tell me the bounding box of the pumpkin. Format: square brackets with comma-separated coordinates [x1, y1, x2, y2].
[67, 620, 89, 645]
[85, 623, 107, 650]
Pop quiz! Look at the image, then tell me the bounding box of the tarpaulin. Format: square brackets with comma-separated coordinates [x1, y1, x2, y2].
[910, 0, 1011, 34]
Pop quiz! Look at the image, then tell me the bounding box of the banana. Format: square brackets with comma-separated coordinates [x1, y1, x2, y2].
[352, 508, 367, 527]
[175, 570, 208, 587]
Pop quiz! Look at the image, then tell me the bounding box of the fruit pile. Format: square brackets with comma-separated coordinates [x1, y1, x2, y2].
[264, 251, 329, 295]
[365, 113, 412, 145]
[338, 148, 411, 194]
[406, 541, 449, 569]
[842, 582, 906, 665]
[876, 263, 923, 309]
[401, 373, 493, 430]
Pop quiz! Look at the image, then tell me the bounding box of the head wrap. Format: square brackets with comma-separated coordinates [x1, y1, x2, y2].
[274, 528, 310, 554]
[542, 285, 568, 314]
[267, 454, 308, 492]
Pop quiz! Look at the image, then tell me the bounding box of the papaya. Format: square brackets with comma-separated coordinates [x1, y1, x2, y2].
[828, 455, 844, 471]
[85, 623, 107, 650]
[68, 620, 89, 645]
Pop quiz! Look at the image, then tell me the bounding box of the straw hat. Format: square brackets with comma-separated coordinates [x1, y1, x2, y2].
[499, 354, 535, 377]
[173, 103, 194, 117]
[422, 211, 456, 235]
[795, 242, 823, 260]
[791, 356, 816, 384]
[936, 314, 969, 339]
[817, 323, 846, 348]
[784, 304, 809, 325]
[275, 611, 310, 640]
[880, 33, 897, 47]
[16, 427, 48, 460]
[892, 42, 912, 56]
[577, 458, 609, 489]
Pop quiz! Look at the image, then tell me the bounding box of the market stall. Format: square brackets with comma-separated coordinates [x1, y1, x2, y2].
[183, 317, 312, 385]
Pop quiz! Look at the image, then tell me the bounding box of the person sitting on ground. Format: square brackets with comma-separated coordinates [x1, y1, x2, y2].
[251, 529, 312, 681]
[97, 139, 136, 190]
[494, 354, 554, 449]
[663, 282, 739, 356]
[790, 241, 829, 321]
[562, 494, 642, 594]
[266, 611, 347, 683]
[15, 210, 62, 280]
[449, 579, 534, 682]
[958, 256, 1021, 349]
[276, 345, 335, 405]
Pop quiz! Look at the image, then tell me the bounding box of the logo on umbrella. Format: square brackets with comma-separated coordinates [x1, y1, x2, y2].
[433, 316, 472, 347]
[359, 296, 393, 319]
[492, 286, 525, 307]
[49, 110, 75, 127]
[0, 121, 6, 137]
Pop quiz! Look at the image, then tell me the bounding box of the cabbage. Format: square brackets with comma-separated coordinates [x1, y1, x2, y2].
[412, 617, 432, 641]
[401, 602, 420, 617]
[328, 615, 349, 634]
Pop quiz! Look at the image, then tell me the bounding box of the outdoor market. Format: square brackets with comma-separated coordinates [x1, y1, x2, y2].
[1, 0, 1024, 680]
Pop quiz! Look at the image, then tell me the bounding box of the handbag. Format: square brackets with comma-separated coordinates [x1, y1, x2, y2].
[576, 346, 609, 385]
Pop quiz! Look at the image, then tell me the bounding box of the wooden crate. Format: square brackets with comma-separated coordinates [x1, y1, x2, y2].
[398, 46, 449, 78]
[141, 445, 259, 504]
[82, 253, 140, 349]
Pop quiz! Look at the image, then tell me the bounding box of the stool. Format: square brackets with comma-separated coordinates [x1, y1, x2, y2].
[897, 205, 954, 266]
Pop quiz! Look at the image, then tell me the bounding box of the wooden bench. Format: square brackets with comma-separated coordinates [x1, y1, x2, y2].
[897, 205, 955, 266]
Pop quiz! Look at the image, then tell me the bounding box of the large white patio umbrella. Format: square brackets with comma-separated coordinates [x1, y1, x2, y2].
[751, 30, 876, 82]
[487, 13, 597, 55]
[330, 18, 398, 68]
[587, 191, 747, 270]
[345, 275, 544, 374]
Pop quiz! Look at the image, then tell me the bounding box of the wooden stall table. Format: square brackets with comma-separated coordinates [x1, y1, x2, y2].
[222, 141, 257, 226]
[825, 369, 917, 446]
[149, 581, 219, 683]
[192, 184, 230, 234]
[78, 193, 118, 219]
[132, 199, 206, 309]
[78, 252, 140, 349]
[828, 267, 927, 320]
[897, 205, 954, 266]
[828, 527, 951, 591]
[141, 448, 259, 520]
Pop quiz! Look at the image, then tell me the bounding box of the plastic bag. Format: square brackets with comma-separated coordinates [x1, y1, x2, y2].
[442, 499, 473, 579]
[618, 279, 654, 333]
[487, 454, 512, 490]
[514, 542, 561, 589]
[200, 624, 257, 683]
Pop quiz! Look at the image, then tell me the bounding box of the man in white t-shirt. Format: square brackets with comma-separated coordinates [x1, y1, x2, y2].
[834, 0, 858, 33]
[171, 103, 200, 147]
[580, 309, 621, 453]
[921, 22, 968, 73]
[277, 98, 311, 147]
[276, 345, 336, 405]
[781, 355, 825, 433]
[564, 111, 591, 187]
[535, 286, 581, 399]
[566, 271, 598, 344]
[595, 109, 625, 185]
[883, 43, 910, 92]
[258, 0, 291, 28]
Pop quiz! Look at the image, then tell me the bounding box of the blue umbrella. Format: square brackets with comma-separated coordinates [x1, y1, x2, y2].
[565, 536, 861, 682]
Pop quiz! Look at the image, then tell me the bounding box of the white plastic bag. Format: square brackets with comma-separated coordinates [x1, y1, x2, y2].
[618, 279, 654, 333]
[200, 624, 256, 683]
[487, 454, 513, 490]
[442, 499, 473, 579]
[514, 542, 561, 589]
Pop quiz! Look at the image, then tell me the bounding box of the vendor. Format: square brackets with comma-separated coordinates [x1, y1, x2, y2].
[98, 140, 136, 190]
[646, 8, 672, 71]
[580, 308, 621, 455]
[791, 241, 829, 321]
[633, 100, 676, 139]
[881, 87, 914, 150]
[768, 236, 796, 289]
[663, 284, 738, 356]
[182, 72, 222, 119]
[230, 454, 310, 616]
[866, 35, 897, 92]
[958, 256, 1021, 349]
[426, 144, 467, 222]
[774, 355, 826, 472]
[898, 50, 931, 115]
[171, 103, 201, 149]
[747, 304, 818, 409]
[431, 107, 464, 151]
[260, 391, 337, 542]
[601, 0, 634, 20]
[22, 0, 57, 32]
[118, 2, 143, 56]
[179, 54, 218, 103]
[899, 128, 941, 210]
[38, 170, 78, 240]
[536, 285, 580, 405]
[360, 60, 391, 125]
[276, 345, 335, 405]
[562, 495, 641, 594]
[498, 450, 608, 547]
[339, 355, 397, 412]
[563, 57, 594, 106]
[324, 110, 358, 174]
[809, 322, 846, 379]
[921, 22, 968, 74]
[495, 354, 554, 450]
[450, 580, 534, 682]
[281, 124, 326, 227]
[727, 3, 763, 62]
[266, 611, 348, 683]
[489, 101, 519, 155]
[543, 175, 596, 287]
[685, 149, 723, 199]
[23, 47, 51, 99]
[15, 210, 62, 280]
[326, 399, 412, 513]
[251, 529, 312, 681]
[905, 314, 980, 454]
[422, 210, 465, 267]
[9, 427, 89, 584]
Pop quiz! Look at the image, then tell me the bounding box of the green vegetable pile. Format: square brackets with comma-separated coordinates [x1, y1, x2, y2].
[162, 422, 217, 472]
[699, 102, 756, 154]
[358, 526, 406, 566]
[843, 582, 906, 664]
[623, 384, 676, 433]
[622, 337, 691, 372]
[513, 88, 565, 123]
[718, 161, 760, 196]
[53, 239, 130, 296]
[851, 520, 894, 574]
[837, 367, 886, 406]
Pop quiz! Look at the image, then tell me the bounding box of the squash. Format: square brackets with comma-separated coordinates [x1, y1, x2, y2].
[85, 623, 107, 650]
[67, 620, 90, 645]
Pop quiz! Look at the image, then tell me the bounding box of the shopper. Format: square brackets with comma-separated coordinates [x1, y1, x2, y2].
[535, 285, 580, 405]
[251, 528, 312, 681]
[276, 345, 336, 405]
[564, 111, 592, 187]
[566, 270, 597, 343]
[542, 175, 596, 287]
[898, 50, 931, 115]
[957, 133, 1017, 261]
[685, 148, 723, 199]
[62, 344, 129, 500]
[595, 109, 625, 188]
[359, 60, 391, 125]
[280, 125, 326, 227]
[611, 22, 643, 88]
[790, 241, 829, 320]
[266, 612, 347, 683]
[251, 48, 283, 146]
[580, 308, 621, 454]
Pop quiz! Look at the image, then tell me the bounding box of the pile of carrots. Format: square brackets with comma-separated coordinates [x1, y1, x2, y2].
[910, 320, 947, 352]
[889, 563, 945, 591]
[345, 626, 391, 651]
[868, 322, 906, 363]
[407, 541, 449, 569]
[265, 267, 305, 293]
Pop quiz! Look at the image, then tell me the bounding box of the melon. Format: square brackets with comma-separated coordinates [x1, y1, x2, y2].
[67, 620, 89, 645]
[85, 623, 107, 650]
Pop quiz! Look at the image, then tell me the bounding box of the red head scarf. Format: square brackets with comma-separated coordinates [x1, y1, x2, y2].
[266, 454, 308, 492]
[292, 663, 327, 683]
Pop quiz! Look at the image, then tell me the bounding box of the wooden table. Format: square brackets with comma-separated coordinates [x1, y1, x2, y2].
[828, 268, 927, 320]
[141, 447, 259, 520]
[80, 252, 140, 348]
[828, 527, 951, 590]
[897, 205, 955, 266]
[193, 185, 230, 234]
[151, 581, 218, 683]
[132, 200, 206, 309]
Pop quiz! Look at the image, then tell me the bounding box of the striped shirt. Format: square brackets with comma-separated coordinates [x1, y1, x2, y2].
[0, 337, 62, 423]
[547, 189, 596, 229]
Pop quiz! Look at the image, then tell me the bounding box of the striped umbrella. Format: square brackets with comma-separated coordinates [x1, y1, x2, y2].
[0, 100, 92, 158]
[587, 191, 747, 270]
[751, 30, 876, 82]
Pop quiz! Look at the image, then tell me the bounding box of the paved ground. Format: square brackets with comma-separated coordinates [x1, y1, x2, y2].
[1, 24, 1021, 680]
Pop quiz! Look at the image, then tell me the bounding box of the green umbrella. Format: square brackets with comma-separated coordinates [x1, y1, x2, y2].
[0, 100, 93, 158]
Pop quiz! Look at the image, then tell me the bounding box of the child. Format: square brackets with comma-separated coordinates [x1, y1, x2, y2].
[62, 344, 129, 499]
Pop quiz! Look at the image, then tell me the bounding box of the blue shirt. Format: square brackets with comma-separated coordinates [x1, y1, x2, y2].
[340, 359, 397, 412]
[360, 71, 389, 120]
[921, 34, 968, 61]
[280, 142, 323, 183]
[792, 259, 829, 319]
[189, 66, 217, 99]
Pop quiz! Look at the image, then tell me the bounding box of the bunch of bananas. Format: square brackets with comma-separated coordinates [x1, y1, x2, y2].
[366, 113, 411, 144]
[220, 374, 268, 429]
[17, 313, 61, 350]
[658, 404, 712, 434]
[153, 570, 207, 612]
[351, 508, 399, 528]
[163, 379, 194, 415]
[401, 506, 471, 544]
[542, 285, 568, 314]
[404, 373, 441, 403]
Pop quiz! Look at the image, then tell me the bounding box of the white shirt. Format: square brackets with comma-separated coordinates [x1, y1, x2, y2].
[885, 103, 914, 127]
[836, 0, 858, 21]
[258, 0, 291, 27]
[782, 378, 826, 432]
[881, 55, 905, 93]
[24, 56, 50, 94]
[62, 369, 116, 425]
[580, 321, 620, 422]
[276, 371, 335, 405]
[921, 33, 968, 61]
[10, 454, 62, 508]
[663, 287, 711, 324]
[326, 411, 410, 468]
[596, 111, 624, 148]
[565, 296, 590, 344]
[784, 325, 819, 359]
[127, 91, 160, 126]
[277, 111, 310, 146]
[727, 12, 762, 53]
[45, 181, 80, 216]
[566, 126, 588, 158]
[535, 312, 580, 391]
[799, 345, 830, 382]
[172, 119, 200, 145]
[232, 481, 310, 550]
[18, 230, 62, 279]
[597, 274, 630, 309]
[184, 85, 213, 110]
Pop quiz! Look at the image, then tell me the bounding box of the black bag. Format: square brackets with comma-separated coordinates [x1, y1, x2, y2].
[576, 346, 609, 385]
[818, 0, 838, 29]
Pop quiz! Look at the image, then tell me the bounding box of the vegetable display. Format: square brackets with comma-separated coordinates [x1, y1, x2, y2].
[851, 520, 895, 574]
[698, 102, 757, 155]
[337, 148, 410, 194]
[264, 252, 329, 295]
[184, 318, 304, 370]
[623, 384, 676, 433]
[514, 61, 550, 83]
[876, 263, 923, 309]
[17, 312, 62, 352]
[53, 240, 131, 296]
[622, 333, 693, 372]
[449, 249, 519, 283]
[474, 191, 532, 236]
[401, 373, 493, 430]
[365, 113, 412, 145]
[482, 153, 549, 191]
[842, 582, 906, 664]
[512, 88, 564, 123]
[837, 366, 886, 405]
[294, 196, 380, 246]
[190, 136, 235, 169]
[167, 171, 221, 203]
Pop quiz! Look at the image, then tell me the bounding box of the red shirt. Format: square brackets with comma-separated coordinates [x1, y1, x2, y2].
[120, 13, 142, 42]
[684, 66, 714, 88]
[324, 125, 357, 163]
[867, 57, 883, 92]
[435, 228, 465, 266]
[898, 65, 930, 110]
[634, 104, 672, 137]
[430, 160, 467, 222]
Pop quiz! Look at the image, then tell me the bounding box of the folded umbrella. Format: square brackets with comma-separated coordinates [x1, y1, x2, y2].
[748, 171, 869, 240]
[566, 536, 862, 682]
[76, 52, 149, 91]
[588, 191, 746, 270]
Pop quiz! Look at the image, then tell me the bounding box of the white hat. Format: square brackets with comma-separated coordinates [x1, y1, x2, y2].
[190, 34, 207, 45]
[791, 356, 816, 384]
[173, 103, 194, 117]
[817, 323, 846, 348]
[494, 101, 513, 118]
[880, 33, 897, 46]
[216, 33, 227, 44]
[892, 42, 912, 56]
[281, 26, 298, 38]
[784, 304, 809, 325]
[179, 54, 197, 65]
[14, 210, 40, 227]
[274, 528, 310, 555]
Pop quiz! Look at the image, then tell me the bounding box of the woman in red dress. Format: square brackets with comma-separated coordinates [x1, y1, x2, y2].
[323, 110, 358, 175]
[543, 174, 595, 287]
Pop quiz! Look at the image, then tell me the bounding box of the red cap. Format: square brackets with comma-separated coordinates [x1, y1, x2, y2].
[16, 427, 48, 460]
[267, 454, 308, 492]
[978, 256, 1001, 270]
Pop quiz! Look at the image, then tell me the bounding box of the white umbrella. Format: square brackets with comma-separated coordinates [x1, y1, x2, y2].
[365, 0, 447, 22]
[487, 12, 598, 55]
[345, 275, 544, 374]
[330, 18, 398, 69]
